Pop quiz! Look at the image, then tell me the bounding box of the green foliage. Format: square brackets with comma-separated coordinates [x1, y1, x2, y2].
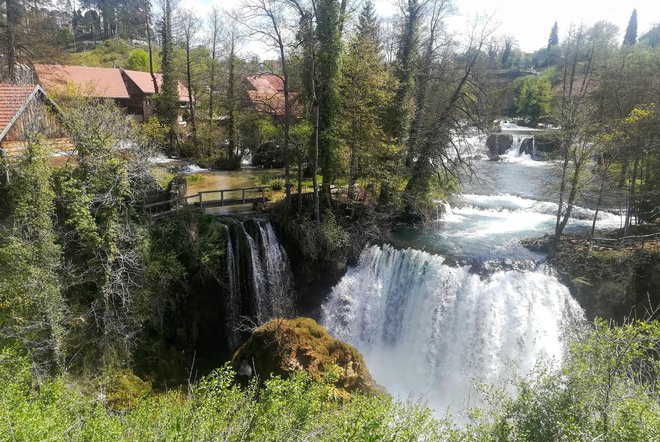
[623, 9, 638, 46]
[0, 349, 450, 440]
[470, 318, 660, 440]
[513, 75, 552, 124]
[341, 2, 398, 199]
[0, 139, 66, 371]
[316, 0, 344, 188]
[68, 38, 135, 68]
[156, 0, 179, 152]
[548, 21, 559, 49]
[126, 49, 150, 72]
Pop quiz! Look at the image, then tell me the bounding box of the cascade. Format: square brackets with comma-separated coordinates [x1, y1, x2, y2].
[322, 244, 585, 413]
[504, 137, 527, 158]
[225, 219, 294, 348]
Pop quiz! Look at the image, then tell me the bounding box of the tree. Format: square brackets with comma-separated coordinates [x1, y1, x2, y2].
[223, 11, 243, 167]
[156, 0, 179, 153]
[623, 8, 637, 46]
[0, 137, 67, 373]
[316, 0, 346, 200]
[550, 24, 606, 255]
[514, 75, 552, 125]
[242, 0, 294, 206]
[127, 49, 150, 71]
[56, 99, 151, 370]
[206, 7, 221, 153]
[391, 0, 422, 152]
[548, 21, 559, 48]
[402, 19, 493, 221]
[500, 34, 517, 67]
[143, 0, 159, 93]
[340, 0, 396, 204]
[3, 0, 20, 81]
[180, 10, 200, 150]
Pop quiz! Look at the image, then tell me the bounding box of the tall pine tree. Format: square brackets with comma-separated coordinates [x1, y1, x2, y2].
[156, 0, 178, 153]
[548, 21, 559, 49]
[341, 0, 394, 203]
[623, 9, 637, 45]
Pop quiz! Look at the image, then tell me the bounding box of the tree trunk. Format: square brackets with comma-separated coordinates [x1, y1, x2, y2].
[279, 44, 291, 209]
[145, 4, 158, 94]
[6, 0, 18, 82]
[185, 39, 196, 150]
[208, 12, 218, 154]
[227, 46, 237, 165]
[624, 157, 639, 234]
[313, 104, 320, 222]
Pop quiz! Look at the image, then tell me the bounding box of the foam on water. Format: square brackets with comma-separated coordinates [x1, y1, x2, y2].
[322, 244, 585, 414]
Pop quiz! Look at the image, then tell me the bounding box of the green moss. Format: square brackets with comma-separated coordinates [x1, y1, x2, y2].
[101, 370, 152, 411]
[231, 317, 377, 398]
[185, 173, 206, 185]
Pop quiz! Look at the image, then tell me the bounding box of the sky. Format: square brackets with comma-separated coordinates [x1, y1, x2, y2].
[180, 0, 660, 55]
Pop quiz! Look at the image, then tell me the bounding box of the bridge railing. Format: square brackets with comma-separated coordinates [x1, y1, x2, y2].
[197, 186, 268, 208]
[142, 186, 271, 219]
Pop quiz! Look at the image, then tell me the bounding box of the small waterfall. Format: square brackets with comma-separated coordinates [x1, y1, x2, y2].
[321, 244, 584, 413]
[225, 219, 294, 348]
[504, 136, 524, 158]
[503, 136, 536, 162]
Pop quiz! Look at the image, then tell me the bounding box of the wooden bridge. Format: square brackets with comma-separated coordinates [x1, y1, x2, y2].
[142, 186, 270, 219]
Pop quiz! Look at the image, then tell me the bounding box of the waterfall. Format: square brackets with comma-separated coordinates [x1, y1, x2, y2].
[225, 219, 294, 348]
[321, 244, 585, 413]
[504, 136, 525, 158]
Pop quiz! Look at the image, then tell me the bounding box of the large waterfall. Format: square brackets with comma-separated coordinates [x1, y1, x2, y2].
[321, 244, 585, 413]
[225, 219, 294, 348]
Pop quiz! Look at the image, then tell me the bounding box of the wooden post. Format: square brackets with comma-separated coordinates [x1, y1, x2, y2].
[261, 187, 265, 204]
[199, 192, 203, 212]
[220, 190, 224, 207]
[242, 189, 246, 204]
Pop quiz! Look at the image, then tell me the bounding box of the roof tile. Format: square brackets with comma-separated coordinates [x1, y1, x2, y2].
[34, 64, 131, 99]
[0, 83, 39, 140]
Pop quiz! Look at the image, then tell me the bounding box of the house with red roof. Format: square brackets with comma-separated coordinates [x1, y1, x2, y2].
[0, 83, 74, 181]
[33, 64, 190, 123]
[120, 69, 190, 122]
[244, 73, 299, 120]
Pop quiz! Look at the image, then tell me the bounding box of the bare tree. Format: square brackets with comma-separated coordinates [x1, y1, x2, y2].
[207, 7, 222, 152]
[180, 10, 200, 149]
[242, 0, 294, 208]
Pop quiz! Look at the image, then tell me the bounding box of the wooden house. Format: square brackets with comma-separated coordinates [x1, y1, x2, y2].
[0, 83, 75, 181]
[120, 69, 191, 122]
[34, 64, 191, 123]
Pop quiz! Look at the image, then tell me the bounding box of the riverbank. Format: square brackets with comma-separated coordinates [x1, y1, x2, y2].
[523, 226, 660, 321]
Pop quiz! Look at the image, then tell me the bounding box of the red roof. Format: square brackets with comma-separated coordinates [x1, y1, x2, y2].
[246, 74, 288, 116]
[121, 69, 190, 102]
[0, 83, 43, 141]
[34, 64, 131, 99]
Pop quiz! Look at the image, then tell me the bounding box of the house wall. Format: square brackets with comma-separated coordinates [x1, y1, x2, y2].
[0, 99, 74, 160]
[2, 100, 68, 143]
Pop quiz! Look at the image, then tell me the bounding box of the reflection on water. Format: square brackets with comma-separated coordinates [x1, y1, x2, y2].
[185, 168, 284, 196]
[185, 168, 284, 215]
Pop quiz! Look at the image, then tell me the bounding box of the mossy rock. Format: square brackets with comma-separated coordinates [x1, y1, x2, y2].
[231, 317, 377, 398]
[101, 370, 152, 411]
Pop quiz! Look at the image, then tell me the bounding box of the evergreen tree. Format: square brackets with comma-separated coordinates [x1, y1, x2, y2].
[623, 8, 637, 45]
[341, 0, 395, 203]
[316, 0, 344, 197]
[548, 21, 559, 49]
[156, 0, 178, 153]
